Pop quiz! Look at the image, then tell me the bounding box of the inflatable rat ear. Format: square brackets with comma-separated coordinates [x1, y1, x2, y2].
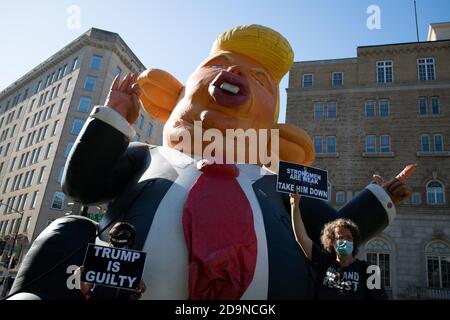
[137, 69, 184, 121]
[267, 123, 315, 172]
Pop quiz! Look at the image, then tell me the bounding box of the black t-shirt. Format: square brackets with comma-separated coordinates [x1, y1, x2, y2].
[311, 243, 387, 300]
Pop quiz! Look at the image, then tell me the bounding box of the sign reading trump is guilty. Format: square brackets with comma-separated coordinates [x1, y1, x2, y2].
[277, 161, 328, 200]
[81, 244, 146, 290]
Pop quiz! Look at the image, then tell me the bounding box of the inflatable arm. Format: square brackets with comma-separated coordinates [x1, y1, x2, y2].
[62, 115, 150, 204]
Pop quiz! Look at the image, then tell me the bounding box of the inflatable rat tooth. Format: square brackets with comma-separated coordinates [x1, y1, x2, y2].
[11, 24, 403, 300]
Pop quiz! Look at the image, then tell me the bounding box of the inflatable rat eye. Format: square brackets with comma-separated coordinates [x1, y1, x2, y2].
[211, 64, 222, 68]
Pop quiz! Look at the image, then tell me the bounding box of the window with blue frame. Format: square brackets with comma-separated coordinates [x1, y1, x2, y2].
[418, 97, 427, 115]
[78, 96, 92, 113]
[91, 55, 103, 70]
[365, 101, 376, 118]
[314, 136, 323, 154]
[379, 100, 390, 117]
[365, 135, 376, 153]
[326, 136, 336, 153]
[332, 72, 343, 86]
[421, 135, 430, 152]
[84, 76, 97, 92]
[71, 119, 85, 135]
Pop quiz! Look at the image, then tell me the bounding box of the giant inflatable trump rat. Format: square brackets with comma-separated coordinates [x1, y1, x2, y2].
[9, 25, 414, 300]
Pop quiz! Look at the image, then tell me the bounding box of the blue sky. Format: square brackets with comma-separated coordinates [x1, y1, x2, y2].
[1, 0, 449, 122]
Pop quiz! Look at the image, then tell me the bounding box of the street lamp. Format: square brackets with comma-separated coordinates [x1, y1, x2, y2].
[0, 203, 25, 269]
[0, 203, 25, 297]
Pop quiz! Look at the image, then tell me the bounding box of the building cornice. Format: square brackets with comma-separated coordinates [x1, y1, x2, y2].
[0, 28, 146, 100]
[357, 40, 450, 57]
[293, 58, 357, 66]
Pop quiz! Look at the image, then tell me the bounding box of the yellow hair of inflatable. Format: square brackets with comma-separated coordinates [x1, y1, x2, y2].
[211, 24, 294, 123]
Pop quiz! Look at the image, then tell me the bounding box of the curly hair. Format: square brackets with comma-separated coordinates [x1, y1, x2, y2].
[320, 218, 361, 256]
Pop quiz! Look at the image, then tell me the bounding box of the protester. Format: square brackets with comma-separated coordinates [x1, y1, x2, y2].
[290, 193, 387, 300]
[77, 222, 146, 300]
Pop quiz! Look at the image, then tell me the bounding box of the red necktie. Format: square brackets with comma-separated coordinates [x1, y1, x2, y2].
[183, 160, 257, 300]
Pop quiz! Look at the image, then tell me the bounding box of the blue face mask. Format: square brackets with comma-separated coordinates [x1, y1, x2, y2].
[335, 240, 353, 258]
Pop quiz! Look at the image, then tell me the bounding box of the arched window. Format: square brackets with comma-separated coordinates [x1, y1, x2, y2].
[427, 181, 445, 205]
[426, 241, 450, 289]
[366, 238, 391, 288]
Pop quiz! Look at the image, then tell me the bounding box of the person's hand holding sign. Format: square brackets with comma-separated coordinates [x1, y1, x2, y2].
[373, 164, 417, 205]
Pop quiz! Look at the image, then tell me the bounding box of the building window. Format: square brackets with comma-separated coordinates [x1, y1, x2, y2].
[62, 64, 68, 78]
[45, 142, 53, 159]
[58, 98, 66, 113]
[418, 58, 435, 81]
[23, 216, 31, 233]
[78, 96, 92, 113]
[379, 100, 390, 117]
[314, 103, 324, 120]
[431, 97, 440, 115]
[426, 181, 445, 205]
[51, 192, 65, 210]
[434, 134, 444, 152]
[19, 193, 27, 212]
[314, 102, 337, 120]
[313, 136, 323, 154]
[115, 67, 122, 78]
[147, 123, 153, 138]
[52, 120, 59, 136]
[2, 178, 10, 194]
[134, 133, 141, 142]
[38, 166, 46, 184]
[302, 74, 313, 88]
[411, 192, 421, 205]
[365, 101, 376, 118]
[380, 135, 391, 153]
[377, 60, 393, 83]
[137, 115, 144, 129]
[421, 135, 430, 152]
[426, 241, 450, 289]
[366, 238, 391, 289]
[332, 72, 343, 86]
[327, 102, 337, 119]
[71, 57, 79, 72]
[419, 97, 427, 115]
[30, 191, 39, 209]
[90, 55, 103, 70]
[35, 81, 42, 94]
[326, 136, 336, 153]
[420, 133, 445, 152]
[365, 135, 377, 153]
[71, 119, 85, 135]
[336, 191, 345, 204]
[65, 142, 74, 158]
[64, 78, 72, 93]
[84, 76, 97, 92]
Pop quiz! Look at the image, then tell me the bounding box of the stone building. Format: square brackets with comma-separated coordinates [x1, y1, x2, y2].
[0, 28, 164, 287]
[287, 23, 450, 299]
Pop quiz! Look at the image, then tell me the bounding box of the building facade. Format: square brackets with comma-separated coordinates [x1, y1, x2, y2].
[286, 24, 450, 299]
[0, 28, 164, 282]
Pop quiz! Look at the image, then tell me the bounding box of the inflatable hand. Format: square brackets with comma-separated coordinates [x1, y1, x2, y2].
[373, 164, 416, 204]
[105, 73, 142, 124]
